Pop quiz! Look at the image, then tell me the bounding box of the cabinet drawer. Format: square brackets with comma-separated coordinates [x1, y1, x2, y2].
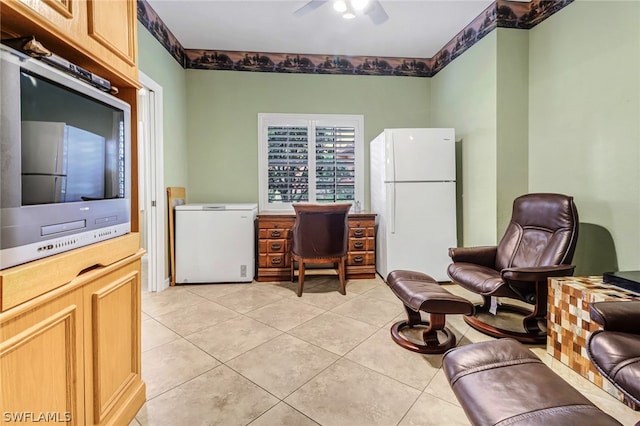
[258, 228, 291, 239]
[349, 227, 375, 238]
[258, 253, 290, 268]
[258, 218, 294, 229]
[349, 237, 374, 251]
[348, 218, 375, 228]
[258, 239, 288, 253]
[347, 252, 375, 266]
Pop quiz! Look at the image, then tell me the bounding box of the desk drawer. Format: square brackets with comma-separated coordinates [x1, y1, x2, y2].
[347, 252, 374, 266]
[258, 253, 290, 268]
[349, 237, 374, 251]
[349, 227, 375, 238]
[258, 239, 288, 253]
[258, 228, 291, 239]
[349, 218, 375, 228]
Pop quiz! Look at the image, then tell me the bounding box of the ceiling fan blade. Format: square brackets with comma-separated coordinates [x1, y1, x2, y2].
[366, 0, 389, 25]
[293, 0, 329, 17]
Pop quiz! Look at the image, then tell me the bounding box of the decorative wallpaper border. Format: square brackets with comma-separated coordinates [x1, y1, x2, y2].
[498, 0, 574, 29]
[137, 0, 573, 78]
[185, 50, 435, 77]
[137, 0, 186, 67]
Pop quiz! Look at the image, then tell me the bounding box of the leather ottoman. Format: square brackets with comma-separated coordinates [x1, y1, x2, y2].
[442, 338, 621, 425]
[386, 270, 474, 353]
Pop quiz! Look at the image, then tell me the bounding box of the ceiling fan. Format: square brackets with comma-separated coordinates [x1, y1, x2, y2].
[294, 0, 389, 25]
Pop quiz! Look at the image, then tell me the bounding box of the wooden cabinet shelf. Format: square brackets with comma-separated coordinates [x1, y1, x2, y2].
[256, 212, 377, 282]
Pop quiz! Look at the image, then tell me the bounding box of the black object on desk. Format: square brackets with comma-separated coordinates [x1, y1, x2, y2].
[603, 271, 640, 294]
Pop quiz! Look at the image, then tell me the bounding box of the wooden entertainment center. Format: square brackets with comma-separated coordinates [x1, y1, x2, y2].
[0, 1, 144, 424]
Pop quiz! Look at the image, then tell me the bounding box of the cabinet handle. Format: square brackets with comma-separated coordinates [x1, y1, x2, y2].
[354, 241, 364, 249]
[271, 257, 282, 265]
[354, 229, 364, 237]
[353, 256, 364, 263]
[271, 230, 281, 237]
[271, 243, 282, 250]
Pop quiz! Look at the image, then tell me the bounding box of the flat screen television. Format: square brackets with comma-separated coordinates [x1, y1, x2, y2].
[0, 45, 131, 270]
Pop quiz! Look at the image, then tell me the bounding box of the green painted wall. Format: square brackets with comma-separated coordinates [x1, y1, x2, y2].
[184, 70, 431, 207]
[137, 0, 640, 276]
[138, 23, 189, 279]
[430, 29, 528, 246]
[430, 32, 498, 246]
[528, 0, 640, 274]
[137, 22, 189, 189]
[496, 28, 529, 236]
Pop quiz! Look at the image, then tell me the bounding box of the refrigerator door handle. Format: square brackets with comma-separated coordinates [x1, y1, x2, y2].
[389, 132, 396, 234]
[390, 181, 396, 234]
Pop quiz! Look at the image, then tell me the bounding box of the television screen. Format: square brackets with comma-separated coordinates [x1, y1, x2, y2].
[20, 70, 126, 206]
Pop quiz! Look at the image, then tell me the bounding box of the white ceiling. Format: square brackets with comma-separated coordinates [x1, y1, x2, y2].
[146, 0, 496, 58]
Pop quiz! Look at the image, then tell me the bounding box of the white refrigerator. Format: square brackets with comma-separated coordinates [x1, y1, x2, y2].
[370, 128, 457, 281]
[21, 121, 106, 204]
[175, 203, 257, 283]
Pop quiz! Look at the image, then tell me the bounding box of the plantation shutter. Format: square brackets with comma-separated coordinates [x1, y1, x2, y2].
[259, 114, 363, 211]
[315, 125, 356, 202]
[266, 125, 309, 203]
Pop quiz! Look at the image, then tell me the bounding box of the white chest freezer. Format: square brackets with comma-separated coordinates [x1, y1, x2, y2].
[175, 203, 257, 283]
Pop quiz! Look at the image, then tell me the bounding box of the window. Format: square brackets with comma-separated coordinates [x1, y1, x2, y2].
[258, 114, 364, 211]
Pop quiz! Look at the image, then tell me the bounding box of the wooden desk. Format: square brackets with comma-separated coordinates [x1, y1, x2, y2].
[256, 212, 376, 282]
[547, 276, 640, 402]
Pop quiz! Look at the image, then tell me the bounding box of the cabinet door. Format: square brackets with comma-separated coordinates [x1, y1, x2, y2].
[3, 0, 83, 33]
[0, 288, 85, 425]
[83, 258, 144, 425]
[86, 0, 137, 66]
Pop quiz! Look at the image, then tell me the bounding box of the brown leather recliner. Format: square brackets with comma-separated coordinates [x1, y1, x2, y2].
[290, 203, 351, 297]
[447, 193, 579, 343]
[587, 300, 640, 410]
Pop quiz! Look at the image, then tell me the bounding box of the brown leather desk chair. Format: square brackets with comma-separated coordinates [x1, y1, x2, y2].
[587, 300, 640, 410]
[290, 203, 351, 297]
[447, 193, 579, 343]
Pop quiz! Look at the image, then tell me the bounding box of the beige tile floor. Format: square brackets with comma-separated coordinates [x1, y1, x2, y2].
[132, 274, 640, 426]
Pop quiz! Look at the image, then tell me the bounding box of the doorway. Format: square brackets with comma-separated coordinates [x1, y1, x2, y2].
[138, 72, 167, 292]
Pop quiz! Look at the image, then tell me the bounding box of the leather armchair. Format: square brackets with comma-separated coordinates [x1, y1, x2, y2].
[447, 193, 579, 343]
[290, 203, 351, 297]
[587, 300, 640, 409]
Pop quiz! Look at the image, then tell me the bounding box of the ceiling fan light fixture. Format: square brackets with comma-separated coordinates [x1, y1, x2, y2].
[295, 0, 387, 25]
[351, 0, 369, 11]
[333, 0, 347, 13]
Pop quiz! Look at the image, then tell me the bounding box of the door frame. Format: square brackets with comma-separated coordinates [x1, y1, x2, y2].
[138, 71, 168, 292]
